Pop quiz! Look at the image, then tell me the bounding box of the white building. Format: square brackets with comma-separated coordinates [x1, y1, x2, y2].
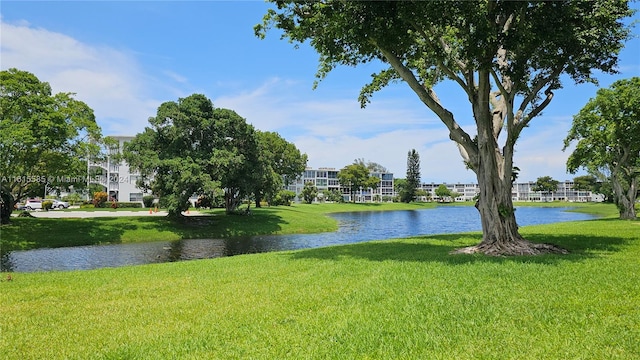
[88, 136, 147, 203]
[86, 136, 602, 205]
[419, 181, 604, 202]
[286, 167, 395, 203]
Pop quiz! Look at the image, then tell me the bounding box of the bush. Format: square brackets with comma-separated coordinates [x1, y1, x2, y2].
[42, 200, 53, 211]
[111, 202, 143, 209]
[80, 204, 95, 209]
[270, 190, 296, 206]
[142, 195, 155, 208]
[92, 191, 108, 208]
[62, 193, 83, 206]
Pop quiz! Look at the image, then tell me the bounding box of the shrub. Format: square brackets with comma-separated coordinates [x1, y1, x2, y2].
[80, 204, 95, 209]
[63, 193, 83, 206]
[42, 200, 53, 211]
[92, 191, 108, 208]
[112, 202, 143, 209]
[142, 195, 155, 208]
[270, 190, 296, 206]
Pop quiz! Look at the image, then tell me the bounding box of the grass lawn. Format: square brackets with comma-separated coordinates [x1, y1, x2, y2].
[1, 202, 638, 359]
[1, 215, 639, 359]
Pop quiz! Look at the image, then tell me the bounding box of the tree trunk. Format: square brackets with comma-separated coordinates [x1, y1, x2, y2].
[452, 153, 569, 256]
[452, 83, 568, 256]
[612, 174, 638, 220]
[224, 188, 242, 214]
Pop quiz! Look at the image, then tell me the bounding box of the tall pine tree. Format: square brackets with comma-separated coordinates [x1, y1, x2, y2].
[402, 149, 421, 203]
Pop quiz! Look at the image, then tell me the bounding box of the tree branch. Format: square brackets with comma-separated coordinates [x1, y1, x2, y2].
[518, 86, 554, 135]
[516, 65, 563, 121]
[375, 44, 478, 165]
[408, 21, 471, 99]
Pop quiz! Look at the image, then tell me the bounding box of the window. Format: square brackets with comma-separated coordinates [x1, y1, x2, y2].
[129, 193, 143, 202]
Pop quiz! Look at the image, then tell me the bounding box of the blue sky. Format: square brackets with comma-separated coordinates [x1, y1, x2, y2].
[2, 1, 639, 183]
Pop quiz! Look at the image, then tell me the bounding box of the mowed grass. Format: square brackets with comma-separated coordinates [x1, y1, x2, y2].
[1, 202, 638, 359]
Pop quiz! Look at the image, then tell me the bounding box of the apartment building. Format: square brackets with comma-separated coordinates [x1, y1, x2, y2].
[286, 167, 395, 203]
[511, 180, 604, 202]
[419, 180, 604, 202]
[86, 136, 602, 205]
[88, 135, 147, 202]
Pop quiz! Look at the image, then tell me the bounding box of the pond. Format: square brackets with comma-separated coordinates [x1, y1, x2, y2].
[1, 206, 596, 272]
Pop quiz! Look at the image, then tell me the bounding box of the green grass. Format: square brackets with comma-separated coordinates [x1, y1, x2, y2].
[1, 217, 638, 359]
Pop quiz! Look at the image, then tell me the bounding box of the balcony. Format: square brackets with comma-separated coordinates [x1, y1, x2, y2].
[89, 161, 108, 170]
[89, 175, 108, 187]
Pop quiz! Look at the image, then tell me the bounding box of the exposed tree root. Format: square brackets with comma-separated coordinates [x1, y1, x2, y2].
[451, 238, 569, 256]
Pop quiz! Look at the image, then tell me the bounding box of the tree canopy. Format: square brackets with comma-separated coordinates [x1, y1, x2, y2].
[337, 162, 380, 202]
[354, 158, 388, 173]
[254, 131, 307, 207]
[257, 0, 634, 255]
[564, 77, 640, 219]
[124, 94, 261, 216]
[301, 182, 318, 204]
[532, 176, 559, 202]
[434, 184, 452, 202]
[572, 175, 597, 193]
[0, 68, 102, 223]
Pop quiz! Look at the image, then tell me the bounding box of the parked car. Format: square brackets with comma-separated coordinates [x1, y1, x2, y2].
[25, 199, 42, 210]
[44, 199, 70, 209]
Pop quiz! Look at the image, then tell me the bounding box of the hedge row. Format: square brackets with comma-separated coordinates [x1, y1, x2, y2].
[80, 202, 143, 209]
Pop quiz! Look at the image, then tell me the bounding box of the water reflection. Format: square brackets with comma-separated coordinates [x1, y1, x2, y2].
[1, 206, 596, 272]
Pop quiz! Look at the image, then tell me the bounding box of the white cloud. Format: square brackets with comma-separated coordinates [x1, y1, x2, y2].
[214, 78, 438, 135]
[513, 115, 583, 182]
[213, 79, 474, 181]
[0, 18, 161, 134]
[295, 130, 475, 183]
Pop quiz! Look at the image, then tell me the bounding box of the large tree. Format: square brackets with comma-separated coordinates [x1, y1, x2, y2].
[564, 77, 640, 219]
[401, 149, 421, 203]
[254, 131, 307, 207]
[211, 108, 261, 213]
[257, 1, 634, 255]
[337, 162, 380, 203]
[124, 94, 259, 216]
[532, 176, 559, 202]
[301, 182, 318, 204]
[0, 68, 102, 223]
[435, 184, 452, 203]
